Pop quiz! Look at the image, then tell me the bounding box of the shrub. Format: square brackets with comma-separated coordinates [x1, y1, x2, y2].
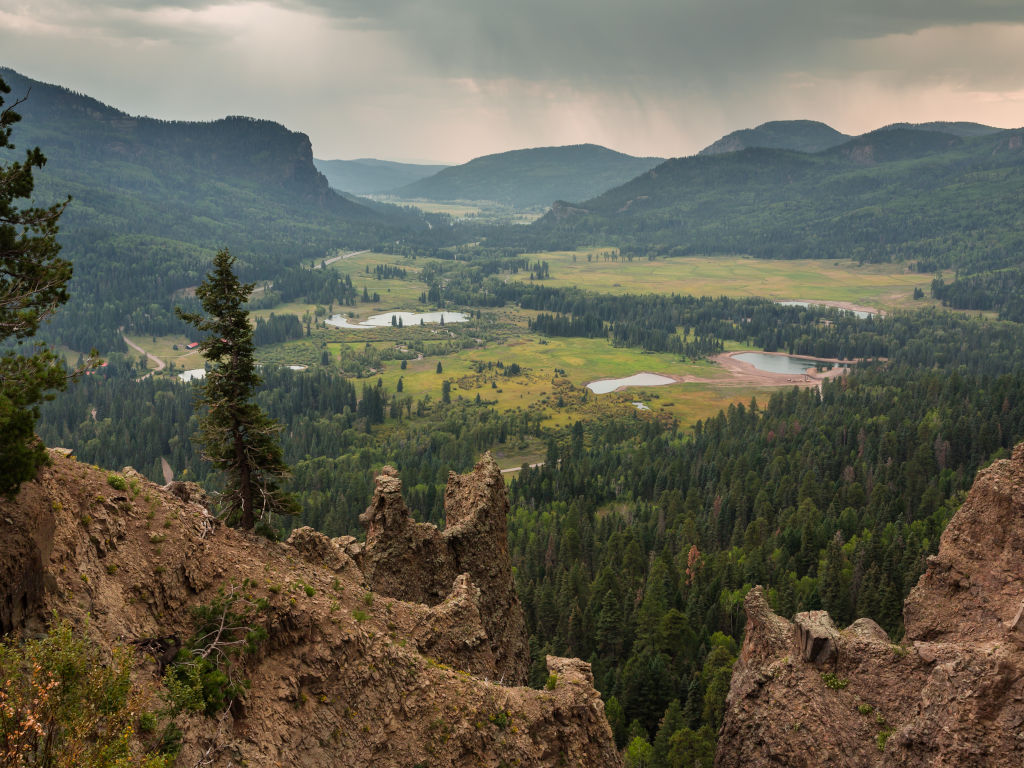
[489, 710, 511, 730]
[163, 580, 268, 716]
[0, 619, 166, 766]
[821, 672, 848, 690]
[545, 674, 558, 690]
[107, 474, 128, 491]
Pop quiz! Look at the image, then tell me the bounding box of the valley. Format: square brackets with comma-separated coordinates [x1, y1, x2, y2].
[3, 60, 1024, 768]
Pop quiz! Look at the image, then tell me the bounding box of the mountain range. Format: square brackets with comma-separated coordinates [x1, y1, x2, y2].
[697, 118, 1001, 156]
[530, 124, 1024, 279]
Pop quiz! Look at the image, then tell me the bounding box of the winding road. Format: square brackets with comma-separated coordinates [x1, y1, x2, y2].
[122, 333, 166, 379]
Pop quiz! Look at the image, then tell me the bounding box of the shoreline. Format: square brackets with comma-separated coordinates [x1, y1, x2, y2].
[781, 298, 884, 316]
[586, 353, 853, 395]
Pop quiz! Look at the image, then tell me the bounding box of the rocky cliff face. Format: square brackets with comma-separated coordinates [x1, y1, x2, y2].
[357, 454, 531, 684]
[0, 450, 620, 767]
[716, 444, 1024, 767]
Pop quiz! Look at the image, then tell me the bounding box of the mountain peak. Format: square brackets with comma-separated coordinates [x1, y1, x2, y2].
[699, 120, 850, 155]
[391, 143, 665, 208]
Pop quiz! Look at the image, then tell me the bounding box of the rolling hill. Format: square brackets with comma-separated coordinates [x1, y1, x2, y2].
[699, 120, 851, 155]
[528, 127, 1024, 315]
[698, 119, 1002, 157]
[314, 157, 448, 195]
[391, 144, 664, 208]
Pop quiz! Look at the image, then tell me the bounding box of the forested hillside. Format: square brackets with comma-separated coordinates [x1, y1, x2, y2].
[0, 67, 446, 353]
[392, 144, 664, 208]
[518, 127, 1024, 320]
[532, 128, 1023, 269]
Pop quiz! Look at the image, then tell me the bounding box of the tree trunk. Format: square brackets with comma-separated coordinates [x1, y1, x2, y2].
[234, 419, 254, 529]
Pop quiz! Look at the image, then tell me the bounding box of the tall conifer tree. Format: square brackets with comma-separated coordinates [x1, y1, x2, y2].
[0, 75, 74, 495]
[177, 249, 298, 529]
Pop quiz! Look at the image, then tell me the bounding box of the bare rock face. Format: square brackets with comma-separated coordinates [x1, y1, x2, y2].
[359, 453, 531, 684]
[0, 451, 621, 768]
[794, 611, 840, 668]
[716, 443, 1024, 768]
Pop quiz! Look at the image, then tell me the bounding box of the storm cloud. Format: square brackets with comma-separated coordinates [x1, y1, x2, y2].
[1, 0, 1022, 162]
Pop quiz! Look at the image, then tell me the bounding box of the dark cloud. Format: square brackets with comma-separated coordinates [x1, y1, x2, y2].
[1, 0, 1022, 160]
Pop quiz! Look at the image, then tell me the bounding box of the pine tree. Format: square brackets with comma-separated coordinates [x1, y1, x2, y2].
[176, 249, 298, 530]
[652, 699, 685, 768]
[0, 75, 77, 496]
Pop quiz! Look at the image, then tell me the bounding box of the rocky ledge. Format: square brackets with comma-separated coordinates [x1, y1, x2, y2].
[0, 450, 620, 767]
[716, 444, 1024, 767]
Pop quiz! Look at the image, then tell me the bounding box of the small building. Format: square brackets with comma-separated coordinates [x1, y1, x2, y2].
[185, 342, 200, 350]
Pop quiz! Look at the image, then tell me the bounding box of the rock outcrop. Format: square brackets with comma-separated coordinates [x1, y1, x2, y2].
[358, 453, 531, 684]
[0, 450, 620, 768]
[717, 444, 1024, 767]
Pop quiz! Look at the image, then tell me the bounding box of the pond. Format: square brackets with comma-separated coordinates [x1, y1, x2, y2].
[776, 300, 874, 319]
[586, 373, 676, 394]
[326, 310, 469, 329]
[734, 352, 838, 375]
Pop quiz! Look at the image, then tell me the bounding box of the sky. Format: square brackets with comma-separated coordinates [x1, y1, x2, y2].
[1, 0, 1023, 164]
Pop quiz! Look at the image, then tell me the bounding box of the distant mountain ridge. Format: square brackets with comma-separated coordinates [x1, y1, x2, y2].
[530, 124, 1024, 278]
[880, 121, 1002, 138]
[0, 66, 366, 213]
[391, 144, 664, 208]
[698, 119, 1002, 156]
[699, 120, 851, 155]
[314, 157, 448, 195]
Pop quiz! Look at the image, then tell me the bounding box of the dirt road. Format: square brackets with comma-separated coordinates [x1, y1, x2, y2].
[317, 249, 370, 269]
[500, 462, 545, 475]
[122, 334, 166, 378]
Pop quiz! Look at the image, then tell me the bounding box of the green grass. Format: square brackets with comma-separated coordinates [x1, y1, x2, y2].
[371, 198, 543, 224]
[324, 251, 434, 308]
[378, 333, 776, 427]
[520, 251, 950, 311]
[123, 334, 203, 370]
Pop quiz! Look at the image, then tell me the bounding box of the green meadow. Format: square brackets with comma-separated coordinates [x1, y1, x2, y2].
[520, 249, 948, 311]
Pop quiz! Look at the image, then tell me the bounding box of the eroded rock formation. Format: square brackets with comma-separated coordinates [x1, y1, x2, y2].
[717, 444, 1024, 767]
[0, 450, 620, 768]
[358, 452, 531, 684]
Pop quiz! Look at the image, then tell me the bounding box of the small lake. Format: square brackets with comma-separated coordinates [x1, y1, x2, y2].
[587, 373, 676, 394]
[777, 300, 874, 319]
[734, 352, 838, 375]
[179, 368, 206, 382]
[326, 310, 469, 329]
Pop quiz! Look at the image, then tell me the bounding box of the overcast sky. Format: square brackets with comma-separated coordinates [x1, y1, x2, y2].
[1, 0, 1023, 163]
